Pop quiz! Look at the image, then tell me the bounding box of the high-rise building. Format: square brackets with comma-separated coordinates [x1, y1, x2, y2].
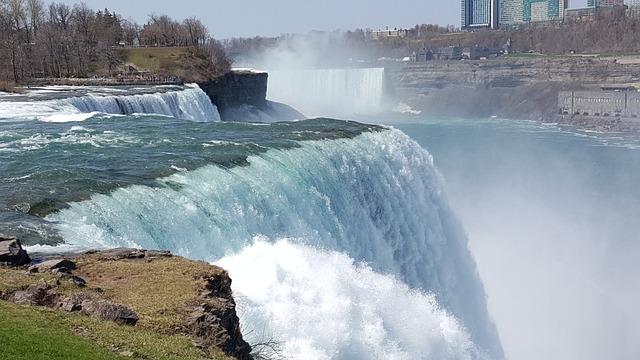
[588, 0, 624, 6]
[461, 0, 499, 29]
[499, 0, 566, 26]
[500, 0, 524, 25]
[523, 0, 566, 21]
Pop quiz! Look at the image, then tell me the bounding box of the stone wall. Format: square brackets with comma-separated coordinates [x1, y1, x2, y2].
[560, 90, 640, 117]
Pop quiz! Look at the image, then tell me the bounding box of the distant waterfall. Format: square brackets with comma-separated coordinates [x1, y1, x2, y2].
[267, 68, 388, 117]
[69, 84, 220, 122]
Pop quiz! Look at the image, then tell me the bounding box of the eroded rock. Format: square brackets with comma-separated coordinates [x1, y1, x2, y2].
[0, 236, 31, 266]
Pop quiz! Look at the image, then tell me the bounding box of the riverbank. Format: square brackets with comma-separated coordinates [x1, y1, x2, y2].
[1, 237, 252, 360]
[387, 57, 640, 133]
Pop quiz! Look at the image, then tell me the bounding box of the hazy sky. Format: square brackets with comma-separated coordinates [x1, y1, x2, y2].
[46, 0, 590, 39]
[46, 0, 460, 39]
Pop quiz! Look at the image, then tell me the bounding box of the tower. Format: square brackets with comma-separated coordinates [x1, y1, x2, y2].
[461, 0, 499, 29]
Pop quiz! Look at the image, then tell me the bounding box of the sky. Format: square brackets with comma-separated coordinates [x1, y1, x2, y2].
[44, 0, 593, 39]
[46, 0, 461, 39]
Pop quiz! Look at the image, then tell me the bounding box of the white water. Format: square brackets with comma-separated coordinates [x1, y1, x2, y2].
[217, 239, 478, 360]
[0, 84, 220, 122]
[47, 128, 502, 358]
[267, 68, 388, 117]
[69, 84, 220, 121]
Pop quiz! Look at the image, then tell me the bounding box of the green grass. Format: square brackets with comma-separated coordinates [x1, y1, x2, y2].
[0, 256, 234, 359]
[0, 302, 123, 360]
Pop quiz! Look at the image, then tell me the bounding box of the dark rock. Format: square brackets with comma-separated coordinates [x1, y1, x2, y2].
[82, 248, 171, 261]
[185, 270, 252, 360]
[29, 259, 77, 273]
[66, 275, 87, 288]
[11, 282, 59, 306]
[144, 250, 172, 259]
[0, 236, 31, 266]
[80, 298, 139, 326]
[198, 71, 268, 120]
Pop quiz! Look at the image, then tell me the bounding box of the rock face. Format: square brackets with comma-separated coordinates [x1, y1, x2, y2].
[187, 271, 252, 359]
[198, 70, 268, 119]
[386, 57, 640, 123]
[0, 235, 30, 266]
[1, 245, 252, 359]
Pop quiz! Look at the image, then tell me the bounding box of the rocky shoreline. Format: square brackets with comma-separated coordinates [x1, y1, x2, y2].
[0, 235, 252, 360]
[388, 57, 640, 134]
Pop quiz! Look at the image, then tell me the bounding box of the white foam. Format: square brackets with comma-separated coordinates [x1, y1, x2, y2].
[216, 239, 479, 360]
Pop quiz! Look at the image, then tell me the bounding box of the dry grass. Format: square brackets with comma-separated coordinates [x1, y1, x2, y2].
[0, 80, 25, 93]
[72, 256, 227, 330]
[0, 255, 233, 360]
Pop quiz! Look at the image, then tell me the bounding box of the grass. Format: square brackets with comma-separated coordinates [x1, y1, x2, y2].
[0, 256, 233, 360]
[73, 256, 227, 331]
[117, 47, 190, 72]
[114, 47, 217, 81]
[0, 301, 217, 359]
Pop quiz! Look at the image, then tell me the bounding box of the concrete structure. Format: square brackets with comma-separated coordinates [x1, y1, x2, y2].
[370, 28, 408, 40]
[588, 0, 624, 6]
[559, 90, 640, 117]
[462, 0, 499, 29]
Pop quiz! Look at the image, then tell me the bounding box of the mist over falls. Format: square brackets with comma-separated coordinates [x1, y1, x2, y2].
[267, 67, 391, 118]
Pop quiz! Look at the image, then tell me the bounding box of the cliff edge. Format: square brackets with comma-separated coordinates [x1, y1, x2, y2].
[0, 236, 252, 360]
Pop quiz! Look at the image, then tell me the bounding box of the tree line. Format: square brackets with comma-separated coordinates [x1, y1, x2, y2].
[0, 0, 230, 83]
[225, 10, 640, 67]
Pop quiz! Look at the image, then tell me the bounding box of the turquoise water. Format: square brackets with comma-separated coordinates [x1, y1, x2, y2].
[4, 83, 640, 359]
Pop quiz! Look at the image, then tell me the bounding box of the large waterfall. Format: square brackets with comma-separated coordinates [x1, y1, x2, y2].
[46, 127, 502, 359]
[267, 68, 389, 118]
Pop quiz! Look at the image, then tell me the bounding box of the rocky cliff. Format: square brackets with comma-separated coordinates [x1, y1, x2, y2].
[0, 238, 253, 360]
[198, 70, 268, 119]
[387, 57, 640, 125]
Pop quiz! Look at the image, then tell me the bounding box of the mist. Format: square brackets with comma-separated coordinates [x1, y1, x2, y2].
[402, 121, 640, 360]
[238, 31, 396, 118]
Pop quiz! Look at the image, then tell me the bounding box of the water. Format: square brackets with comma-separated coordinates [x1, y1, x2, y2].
[4, 81, 638, 359]
[0, 85, 498, 359]
[390, 118, 640, 360]
[267, 68, 389, 117]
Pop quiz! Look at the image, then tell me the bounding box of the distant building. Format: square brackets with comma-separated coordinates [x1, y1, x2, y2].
[500, 0, 525, 25]
[523, 0, 567, 22]
[499, 0, 567, 26]
[370, 27, 408, 40]
[461, 0, 499, 29]
[588, 0, 624, 6]
[410, 45, 433, 62]
[628, 0, 640, 18]
[436, 46, 464, 60]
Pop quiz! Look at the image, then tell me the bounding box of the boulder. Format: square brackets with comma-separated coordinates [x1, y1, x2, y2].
[0, 236, 30, 266]
[11, 282, 59, 306]
[29, 259, 77, 273]
[81, 299, 139, 326]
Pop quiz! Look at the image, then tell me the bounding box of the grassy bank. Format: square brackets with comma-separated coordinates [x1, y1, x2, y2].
[0, 254, 236, 360]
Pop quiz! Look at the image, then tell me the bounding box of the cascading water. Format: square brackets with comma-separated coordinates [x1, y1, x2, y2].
[46, 127, 503, 359]
[69, 84, 220, 121]
[267, 68, 388, 117]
